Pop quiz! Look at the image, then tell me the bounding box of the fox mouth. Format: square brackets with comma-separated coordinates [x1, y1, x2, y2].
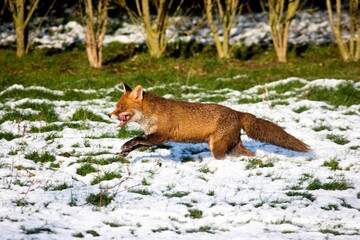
[119, 113, 131, 127]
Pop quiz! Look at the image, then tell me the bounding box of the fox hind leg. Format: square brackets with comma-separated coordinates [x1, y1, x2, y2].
[229, 138, 255, 157]
[209, 140, 228, 160]
[209, 132, 239, 160]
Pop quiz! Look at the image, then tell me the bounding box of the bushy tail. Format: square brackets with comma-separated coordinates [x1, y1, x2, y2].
[241, 113, 310, 152]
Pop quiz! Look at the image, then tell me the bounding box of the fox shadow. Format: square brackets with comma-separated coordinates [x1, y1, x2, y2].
[130, 139, 313, 163]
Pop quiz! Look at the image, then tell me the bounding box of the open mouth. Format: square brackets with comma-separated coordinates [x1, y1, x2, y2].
[119, 113, 130, 127]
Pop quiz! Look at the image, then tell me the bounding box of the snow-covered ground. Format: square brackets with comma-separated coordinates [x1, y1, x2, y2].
[0, 78, 360, 239]
[0, 11, 340, 49]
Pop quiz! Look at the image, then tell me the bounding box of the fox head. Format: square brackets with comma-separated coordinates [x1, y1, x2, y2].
[109, 83, 144, 127]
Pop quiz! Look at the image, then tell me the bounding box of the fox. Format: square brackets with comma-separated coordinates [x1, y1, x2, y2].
[109, 83, 310, 160]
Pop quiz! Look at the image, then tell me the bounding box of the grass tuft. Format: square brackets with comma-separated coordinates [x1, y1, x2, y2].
[245, 158, 274, 170]
[86, 192, 113, 207]
[25, 151, 56, 163]
[117, 126, 144, 139]
[0, 131, 19, 141]
[129, 188, 152, 195]
[164, 191, 189, 198]
[305, 83, 360, 107]
[323, 158, 341, 171]
[21, 226, 54, 235]
[306, 178, 353, 191]
[76, 163, 98, 176]
[186, 209, 203, 219]
[91, 171, 122, 185]
[286, 191, 316, 202]
[293, 106, 310, 113]
[71, 108, 108, 122]
[326, 134, 349, 145]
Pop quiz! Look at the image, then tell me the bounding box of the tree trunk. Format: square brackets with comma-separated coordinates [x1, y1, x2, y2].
[326, 0, 359, 62]
[8, 0, 39, 57]
[120, 0, 185, 58]
[205, 0, 239, 59]
[268, 0, 299, 63]
[15, 21, 26, 57]
[141, 0, 168, 58]
[84, 0, 108, 68]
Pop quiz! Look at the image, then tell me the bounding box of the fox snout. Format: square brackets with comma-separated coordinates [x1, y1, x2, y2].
[108, 113, 118, 119]
[109, 111, 131, 127]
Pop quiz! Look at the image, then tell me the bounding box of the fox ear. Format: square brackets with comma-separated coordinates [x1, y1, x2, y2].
[130, 85, 143, 101]
[122, 83, 133, 94]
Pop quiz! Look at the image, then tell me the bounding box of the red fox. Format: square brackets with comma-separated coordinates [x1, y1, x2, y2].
[110, 83, 310, 159]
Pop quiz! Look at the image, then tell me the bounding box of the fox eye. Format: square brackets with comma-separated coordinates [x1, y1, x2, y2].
[120, 105, 126, 111]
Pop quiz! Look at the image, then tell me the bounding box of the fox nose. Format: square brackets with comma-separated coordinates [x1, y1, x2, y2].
[108, 114, 111, 118]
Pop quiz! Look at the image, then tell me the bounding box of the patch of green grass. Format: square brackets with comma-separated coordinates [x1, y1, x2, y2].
[344, 111, 357, 115]
[14, 199, 34, 207]
[76, 163, 98, 176]
[350, 145, 359, 150]
[19, 102, 58, 122]
[103, 221, 124, 228]
[117, 126, 144, 139]
[72, 232, 84, 238]
[86, 192, 113, 207]
[0, 89, 59, 102]
[198, 165, 216, 174]
[286, 191, 316, 202]
[91, 171, 122, 185]
[312, 125, 331, 132]
[77, 156, 121, 165]
[45, 132, 62, 141]
[21, 225, 54, 235]
[84, 151, 112, 156]
[270, 79, 306, 93]
[71, 108, 108, 122]
[293, 106, 310, 113]
[326, 134, 350, 145]
[305, 83, 360, 107]
[323, 158, 341, 171]
[45, 183, 72, 191]
[152, 227, 171, 233]
[164, 191, 189, 198]
[245, 158, 274, 170]
[0, 131, 19, 141]
[321, 204, 339, 211]
[186, 225, 215, 234]
[129, 188, 152, 195]
[200, 95, 226, 103]
[86, 230, 100, 237]
[31, 122, 87, 133]
[270, 217, 293, 225]
[306, 178, 353, 191]
[207, 190, 215, 196]
[25, 151, 56, 163]
[357, 192, 360, 199]
[1, 43, 360, 96]
[238, 97, 262, 104]
[320, 229, 341, 236]
[180, 156, 195, 163]
[271, 100, 289, 106]
[30, 124, 64, 133]
[186, 208, 203, 219]
[0, 104, 58, 123]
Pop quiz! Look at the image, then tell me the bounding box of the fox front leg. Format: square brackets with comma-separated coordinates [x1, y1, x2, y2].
[120, 134, 165, 157]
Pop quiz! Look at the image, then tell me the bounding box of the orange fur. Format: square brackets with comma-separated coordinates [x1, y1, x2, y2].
[110, 83, 311, 159]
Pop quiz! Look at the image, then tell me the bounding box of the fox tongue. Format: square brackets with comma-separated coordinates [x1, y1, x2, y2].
[118, 114, 127, 127]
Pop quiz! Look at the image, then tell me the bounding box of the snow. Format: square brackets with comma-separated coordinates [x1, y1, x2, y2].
[0, 11, 339, 49]
[0, 78, 360, 239]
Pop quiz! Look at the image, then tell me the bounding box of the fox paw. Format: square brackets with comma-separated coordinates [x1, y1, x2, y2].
[120, 150, 130, 158]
